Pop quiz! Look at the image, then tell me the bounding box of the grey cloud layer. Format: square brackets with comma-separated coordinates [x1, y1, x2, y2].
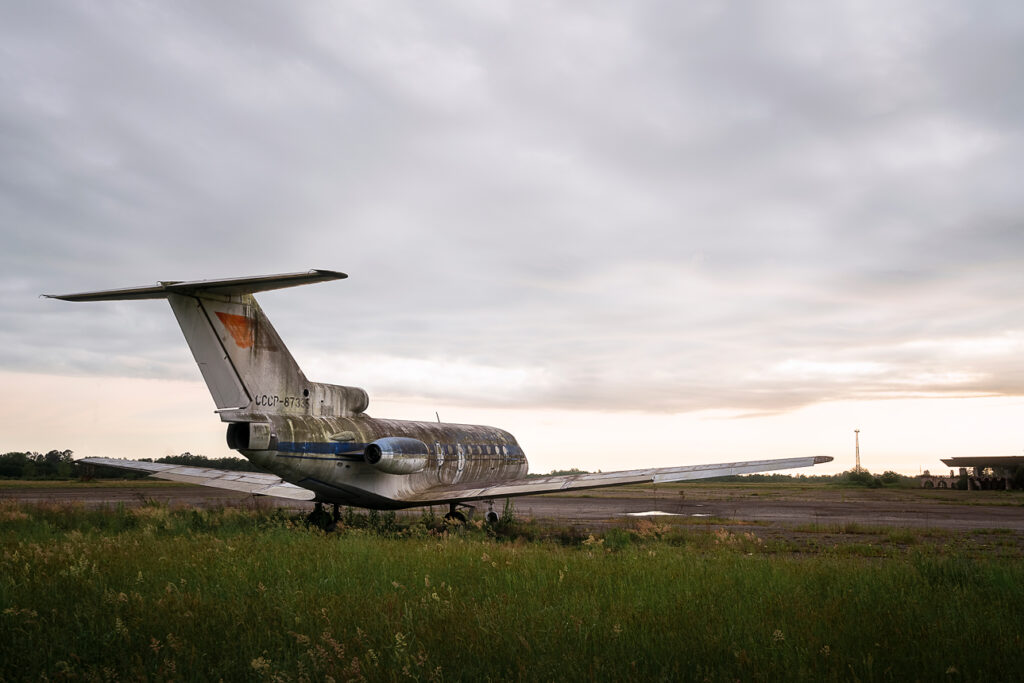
[2, 1, 1023, 413]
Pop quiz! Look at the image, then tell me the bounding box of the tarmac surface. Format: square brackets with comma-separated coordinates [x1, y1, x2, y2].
[4, 482, 1024, 531]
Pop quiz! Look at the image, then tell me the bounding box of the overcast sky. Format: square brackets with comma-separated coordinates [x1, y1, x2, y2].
[2, 2, 1023, 473]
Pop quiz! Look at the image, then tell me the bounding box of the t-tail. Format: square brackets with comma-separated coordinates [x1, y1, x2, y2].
[45, 270, 369, 431]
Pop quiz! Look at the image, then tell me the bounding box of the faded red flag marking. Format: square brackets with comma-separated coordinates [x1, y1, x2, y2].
[216, 312, 254, 349]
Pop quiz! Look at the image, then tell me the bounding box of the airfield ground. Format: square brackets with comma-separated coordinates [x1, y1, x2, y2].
[4, 479, 1024, 531]
[4, 479, 1024, 556]
[4, 480, 1024, 680]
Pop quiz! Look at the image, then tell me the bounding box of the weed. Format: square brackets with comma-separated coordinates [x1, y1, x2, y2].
[2, 504, 1023, 680]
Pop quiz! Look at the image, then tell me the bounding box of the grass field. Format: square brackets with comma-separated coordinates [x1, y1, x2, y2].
[2, 501, 1023, 681]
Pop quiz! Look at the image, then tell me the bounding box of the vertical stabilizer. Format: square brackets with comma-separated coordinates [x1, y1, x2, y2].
[46, 270, 368, 419]
[167, 292, 307, 413]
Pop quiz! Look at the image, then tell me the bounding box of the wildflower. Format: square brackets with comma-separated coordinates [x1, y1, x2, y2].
[772, 629, 785, 643]
[251, 656, 271, 673]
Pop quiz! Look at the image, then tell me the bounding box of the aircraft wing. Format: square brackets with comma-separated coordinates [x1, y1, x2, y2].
[78, 457, 316, 501]
[407, 455, 833, 505]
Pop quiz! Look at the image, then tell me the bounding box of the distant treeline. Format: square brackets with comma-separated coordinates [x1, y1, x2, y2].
[0, 450, 77, 479]
[0, 450, 259, 479]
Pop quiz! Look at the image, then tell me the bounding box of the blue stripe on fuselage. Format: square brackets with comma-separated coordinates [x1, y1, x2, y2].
[276, 441, 366, 455]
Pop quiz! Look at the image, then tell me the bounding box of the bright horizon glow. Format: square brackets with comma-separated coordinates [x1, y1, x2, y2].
[3, 370, 1021, 478]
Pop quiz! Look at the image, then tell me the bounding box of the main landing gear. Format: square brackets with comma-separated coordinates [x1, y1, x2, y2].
[305, 502, 339, 531]
[444, 502, 474, 524]
[443, 501, 501, 525]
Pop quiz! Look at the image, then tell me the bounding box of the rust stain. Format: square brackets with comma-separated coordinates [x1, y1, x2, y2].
[215, 311, 254, 349]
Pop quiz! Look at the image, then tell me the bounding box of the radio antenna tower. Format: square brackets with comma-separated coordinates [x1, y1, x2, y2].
[854, 429, 861, 473]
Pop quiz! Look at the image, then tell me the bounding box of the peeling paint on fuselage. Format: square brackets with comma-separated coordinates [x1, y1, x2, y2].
[239, 414, 528, 508]
[187, 291, 528, 507]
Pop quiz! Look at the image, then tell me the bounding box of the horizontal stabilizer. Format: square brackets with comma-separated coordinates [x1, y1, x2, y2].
[45, 269, 346, 302]
[79, 457, 317, 501]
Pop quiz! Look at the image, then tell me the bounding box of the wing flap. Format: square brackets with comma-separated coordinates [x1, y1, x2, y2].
[79, 457, 316, 501]
[406, 455, 832, 504]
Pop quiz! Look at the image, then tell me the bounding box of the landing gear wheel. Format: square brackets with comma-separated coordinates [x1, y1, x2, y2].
[306, 502, 334, 530]
[444, 510, 467, 524]
[444, 502, 470, 524]
[484, 510, 499, 524]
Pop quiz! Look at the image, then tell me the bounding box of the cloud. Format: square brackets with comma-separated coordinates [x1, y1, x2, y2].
[2, 1, 1023, 417]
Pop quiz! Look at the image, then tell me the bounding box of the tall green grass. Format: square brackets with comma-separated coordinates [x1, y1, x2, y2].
[2, 503, 1022, 681]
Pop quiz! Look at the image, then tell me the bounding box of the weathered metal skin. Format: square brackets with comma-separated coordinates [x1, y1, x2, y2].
[170, 289, 530, 507]
[237, 414, 528, 508]
[47, 270, 530, 509]
[233, 411, 528, 507]
[167, 292, 369, 419]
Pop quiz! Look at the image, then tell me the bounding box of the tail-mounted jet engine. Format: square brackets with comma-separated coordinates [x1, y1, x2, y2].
[226, 422, 274, 451]
[364, 437, 429, 475]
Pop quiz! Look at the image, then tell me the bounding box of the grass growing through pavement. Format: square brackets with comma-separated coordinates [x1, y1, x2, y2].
[2, 503, 1023, 681]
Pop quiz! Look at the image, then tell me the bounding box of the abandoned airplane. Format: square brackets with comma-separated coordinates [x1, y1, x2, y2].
[47, 270, 832, 522]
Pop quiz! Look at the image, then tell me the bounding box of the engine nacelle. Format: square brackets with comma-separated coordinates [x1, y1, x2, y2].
[364, 437, 429, 475]
[226, 421, 273, 450]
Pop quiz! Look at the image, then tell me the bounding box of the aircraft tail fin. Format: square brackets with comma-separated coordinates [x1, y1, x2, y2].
[46, 270, 368, 420]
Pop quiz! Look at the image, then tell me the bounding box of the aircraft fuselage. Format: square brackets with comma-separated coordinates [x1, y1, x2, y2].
[233, 413, 528, 508]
